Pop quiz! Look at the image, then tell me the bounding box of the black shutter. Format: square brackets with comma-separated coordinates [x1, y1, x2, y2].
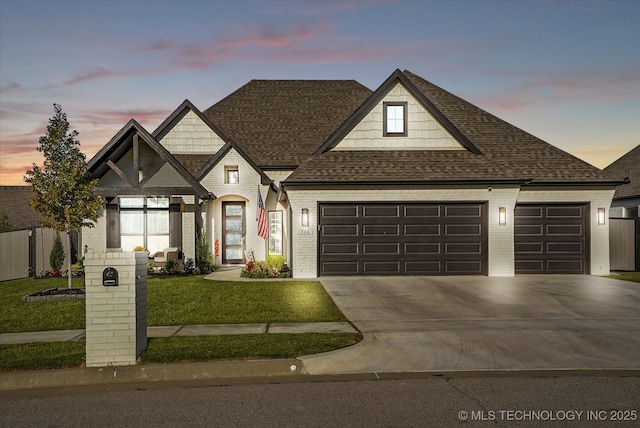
[169, 198, 182, 249]
[106, 202, 120, 249]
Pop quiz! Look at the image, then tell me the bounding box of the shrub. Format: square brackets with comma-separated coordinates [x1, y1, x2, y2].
[70, 260, 84, 277]
[266, 254, 286, 271]
[241, 257, 291, 278]
[49, 231, 65, 271]
[196, 236, 216, 274]
[164, 260, 183, 275]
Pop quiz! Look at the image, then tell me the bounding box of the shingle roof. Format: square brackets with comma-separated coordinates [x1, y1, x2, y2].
[604, 145, 640, 200]
[285, 70, 618, 185]
[203, 80, 372, 168]
[0, 186, 42, 231]
[172, 154, 212, 176]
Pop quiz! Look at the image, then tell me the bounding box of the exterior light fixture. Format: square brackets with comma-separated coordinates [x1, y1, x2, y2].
[499, 207, 507, 226]
[138, 168, 144, 182]
[301, 209, 309, 227]
[597, 207, 606, 225]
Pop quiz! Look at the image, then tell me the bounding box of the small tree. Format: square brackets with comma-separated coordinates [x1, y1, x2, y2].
[49, 231, 65, 274]
[196, 235, 216, 274]
[24, 104, 103, 288]
[0, 209, 11, 232]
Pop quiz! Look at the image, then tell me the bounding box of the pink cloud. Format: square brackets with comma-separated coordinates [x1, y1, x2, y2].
[0, 82, 22, 93]
[42, 66, 162, 90]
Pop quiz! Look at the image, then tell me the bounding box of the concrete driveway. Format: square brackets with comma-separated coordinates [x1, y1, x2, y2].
[300, 275, 640, 374]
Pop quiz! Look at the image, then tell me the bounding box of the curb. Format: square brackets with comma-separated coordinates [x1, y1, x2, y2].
[0, 359, 304, 391]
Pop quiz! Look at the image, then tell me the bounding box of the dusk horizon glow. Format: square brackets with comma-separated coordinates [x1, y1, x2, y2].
[1, 0, 638, 186]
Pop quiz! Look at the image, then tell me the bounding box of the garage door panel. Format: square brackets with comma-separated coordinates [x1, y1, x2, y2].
[546, 225, 582, 235]
[445, 224, 481, 236]
[405, 261, 441, 273]
[321, 261, 359, 274]
[445, 242, 482, 254]
[404, 206, 440, 217]
[363, 243, 399, 254]
[322, 225, 358, 236]
[322, 243, 358, 255]
[515, 242, 543, 253]
[319, 202, 486, 276]
[321, 205, 358, 217]
[515, 204, 587, 274]
[405, 242, 440, 254]
[363, 206, 400, 217]
[363, 224, 399, 236]
[445, 205, 483, 217]
[404, 224, 440, 235]
[546, 206, 582, 218]
[515, 206, 543, 217]
[546, 242, 583, 253]
[514, 224, 543, 235]
[445, 260, 483, 274]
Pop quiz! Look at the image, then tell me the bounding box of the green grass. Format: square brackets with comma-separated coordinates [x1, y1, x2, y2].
[607, 272, 640, 283]
[0, 277, 86, 333]
[0, 342, 85, 371]
[0, 275, 360, 371]
[0, 276, 346, 333]
[141, 333, 362, 363]
[0, 333, 362, 371]
[147, 276, 346, 325]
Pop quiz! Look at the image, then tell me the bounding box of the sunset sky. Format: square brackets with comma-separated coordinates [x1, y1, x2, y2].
[1, 0, 638, 186]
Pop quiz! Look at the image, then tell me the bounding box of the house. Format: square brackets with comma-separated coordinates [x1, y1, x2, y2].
[604, 145, 640, 218]
[83, 69, 622, 277]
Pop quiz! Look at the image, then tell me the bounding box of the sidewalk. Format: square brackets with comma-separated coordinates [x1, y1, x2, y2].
[0, 322, 358, 345]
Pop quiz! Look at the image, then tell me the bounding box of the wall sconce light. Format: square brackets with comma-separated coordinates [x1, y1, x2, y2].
[301, 209, 309, 227]
[499, 207, 507, 226]
[597, 207, 606, 225]
[138, 168, 144, 182]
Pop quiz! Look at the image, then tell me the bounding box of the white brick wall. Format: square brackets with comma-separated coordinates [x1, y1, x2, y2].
[287, 186, 520, 278]
[334, 83, 464, 151]
[84, 252, 147, 367]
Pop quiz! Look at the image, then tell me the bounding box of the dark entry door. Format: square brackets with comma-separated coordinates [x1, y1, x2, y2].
[318, 202, 487, 276]
[223, 202, 245, 264]
[514, 204, 588, 274]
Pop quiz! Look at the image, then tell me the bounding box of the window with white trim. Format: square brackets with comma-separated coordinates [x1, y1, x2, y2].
[383, 102, 407, 136]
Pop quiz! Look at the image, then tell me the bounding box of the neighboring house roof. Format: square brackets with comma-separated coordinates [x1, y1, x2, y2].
[284, 70, 620, 186]
[604, 144, 640, 200]
[0, 186, 42, 231]
[203, 79, 372, 168]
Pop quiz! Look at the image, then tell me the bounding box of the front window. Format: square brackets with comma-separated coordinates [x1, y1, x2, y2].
[120, 197, 170, 253]
[383, 102, 407, 136]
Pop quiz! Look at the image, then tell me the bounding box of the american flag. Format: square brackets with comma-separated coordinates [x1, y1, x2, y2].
[257, 186, 268, 240]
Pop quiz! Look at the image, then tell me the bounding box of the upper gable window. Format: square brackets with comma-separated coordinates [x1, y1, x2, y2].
[383, 102, 407, 137]
[225, 166, 239, 184]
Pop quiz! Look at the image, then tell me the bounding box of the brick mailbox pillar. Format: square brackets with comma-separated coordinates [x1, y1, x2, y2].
[84, 252, 148, 367]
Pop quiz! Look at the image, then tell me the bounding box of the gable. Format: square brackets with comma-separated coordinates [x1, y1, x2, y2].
[158, 109, 226, 154]
[333, 82, 464, 151]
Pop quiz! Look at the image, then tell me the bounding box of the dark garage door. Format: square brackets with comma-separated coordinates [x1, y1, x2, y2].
[319, 203, 487, 276]
[514, 204, 588, 274]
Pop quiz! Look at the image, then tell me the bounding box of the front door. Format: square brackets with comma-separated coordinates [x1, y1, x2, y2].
[223, 202, 245, 264]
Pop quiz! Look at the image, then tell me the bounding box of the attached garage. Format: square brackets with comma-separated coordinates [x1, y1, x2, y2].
[318, 202, 487, 276]
[514, 204, 589, 274]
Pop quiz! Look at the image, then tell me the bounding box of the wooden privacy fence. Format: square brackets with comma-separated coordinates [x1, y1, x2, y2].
[0, 227, 74, 282]
[609, 218, 640, 272]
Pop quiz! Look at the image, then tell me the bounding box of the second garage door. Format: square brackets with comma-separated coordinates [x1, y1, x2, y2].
[319, 202, 487, 276]
[514, 204, 588, 274]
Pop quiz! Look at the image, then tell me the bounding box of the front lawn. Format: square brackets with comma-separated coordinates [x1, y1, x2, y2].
[0, 275, 360, 371]
[0, 276, 346, 334]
